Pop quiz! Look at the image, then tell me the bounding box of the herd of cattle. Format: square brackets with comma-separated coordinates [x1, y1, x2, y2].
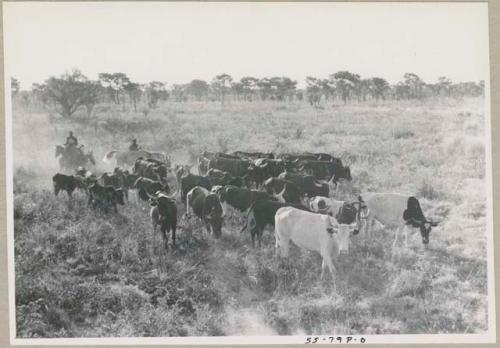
[51, 150, 439, 279]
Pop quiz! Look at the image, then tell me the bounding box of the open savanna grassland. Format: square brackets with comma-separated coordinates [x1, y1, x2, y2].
[12, 97, 490, 337]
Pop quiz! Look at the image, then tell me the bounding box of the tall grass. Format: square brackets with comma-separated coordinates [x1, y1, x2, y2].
[12, 98, 489, 337]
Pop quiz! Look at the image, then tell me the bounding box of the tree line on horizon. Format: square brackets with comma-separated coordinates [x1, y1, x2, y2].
[10, 70, 485, 118]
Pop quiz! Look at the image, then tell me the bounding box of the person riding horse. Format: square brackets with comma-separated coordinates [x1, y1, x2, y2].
[129, 139, 140, 152]
[65, 131, 78, 148]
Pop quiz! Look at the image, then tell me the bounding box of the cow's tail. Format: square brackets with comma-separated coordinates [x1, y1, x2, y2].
[103, 150, 117, 164]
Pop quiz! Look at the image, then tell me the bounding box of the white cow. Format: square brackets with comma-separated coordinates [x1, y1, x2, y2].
[275, 207, 357, 280]
[360, 193, 439, 247]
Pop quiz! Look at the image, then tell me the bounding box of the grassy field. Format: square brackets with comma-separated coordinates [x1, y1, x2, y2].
[12, 97, 490, 337]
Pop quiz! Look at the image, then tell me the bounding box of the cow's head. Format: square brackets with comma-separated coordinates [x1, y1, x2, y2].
[407, 218, 439, 244]
[336, 203, 359, 235]
[326, 216, 357, 254]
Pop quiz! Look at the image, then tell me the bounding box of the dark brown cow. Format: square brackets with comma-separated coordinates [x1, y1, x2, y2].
[186, 186, 224, 238]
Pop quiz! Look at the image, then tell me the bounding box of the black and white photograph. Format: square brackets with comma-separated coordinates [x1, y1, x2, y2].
[4, 2, 495, 344]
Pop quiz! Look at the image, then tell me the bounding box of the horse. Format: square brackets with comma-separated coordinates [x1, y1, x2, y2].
[56, 145, 96, 173]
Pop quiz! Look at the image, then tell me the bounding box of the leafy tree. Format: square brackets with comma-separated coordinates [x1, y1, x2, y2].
[36, 70, 98, 118]
[257, 77, 273, 101]
[171, 84, 187, 102]
[145, 81, 168, 108]
[186, 79, 209, 101]
[98, 72, 131, 104]
[370, 77, 389, 100]
[231, 82, 245, 101]
[402, 73, 425, 99]
[436, 76, 452, 97]
[270, 77, 297, 101]
[123, 81, 141, 111]
[305, 77, 323, 107]
[11, 77, 20, 97]
[330, 71, 360, 104]
[240, 76, 259, 101]
[211, 74, 233, 104]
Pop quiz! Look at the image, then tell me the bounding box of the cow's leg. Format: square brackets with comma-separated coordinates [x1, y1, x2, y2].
[204, 219, 212, 234]
[171, 224, 176, 249]
[393, 227, 400, 248]
[161, 224, 168, 251]
[404, 225, 409, 247]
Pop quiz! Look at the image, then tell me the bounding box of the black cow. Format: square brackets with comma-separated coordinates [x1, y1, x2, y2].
[99, 168, 126, 188]
[208, 157, 251, 178]
[180, 173, 212, 204]
[298, 160, 352, 183]
[134, 177, 170, 202]
[278, 171, 330, 198]
[149, 192, 178, 250]
[52, 173, 86, 198]
[207, 168, 246, 187]
[240, 199, 309, 248]
[216, 185, 271, 214]
[263, 177, 302, 204]
[247, 158, 286, 188]
[186, 186, 224, 238]
[88, 182, 125, 213]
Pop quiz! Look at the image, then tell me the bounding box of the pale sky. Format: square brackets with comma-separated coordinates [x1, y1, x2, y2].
[3, 2, 489, 89]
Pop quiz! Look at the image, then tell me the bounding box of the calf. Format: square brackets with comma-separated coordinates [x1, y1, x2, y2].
[53, 173, 87, 198]
[240, 199, 309, 248]
[263, 177, 302, 204]
[88, 182, 125, 213]
[149, 191, 177, 250]
[275, 207, 357, 280]
[360, 193, 439, 246]
[186, 186, 224, 238]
